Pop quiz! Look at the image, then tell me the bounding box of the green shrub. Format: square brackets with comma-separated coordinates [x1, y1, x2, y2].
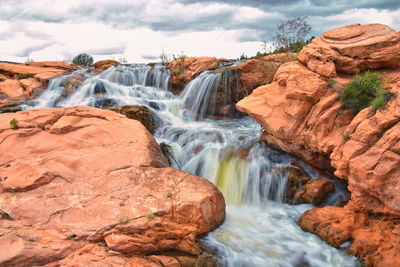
[370, 95, 386, 111]
[16, 73, 34, 80]
[10, 118, 18, 129]
[340, 70, 387, 115]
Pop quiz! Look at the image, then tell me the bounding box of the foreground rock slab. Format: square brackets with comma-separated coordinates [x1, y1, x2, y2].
[0, 106, 225, 266]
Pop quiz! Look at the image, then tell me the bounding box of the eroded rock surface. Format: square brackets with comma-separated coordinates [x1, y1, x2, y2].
[298, 24, 400, 77]
[93, 60, 119, 73]
[236, 23, 400, 265]
[238, 53, 296, 91]
[0, 61, 77, 102]
[0, 106, 225, 266]
[298, 206, 400, 266]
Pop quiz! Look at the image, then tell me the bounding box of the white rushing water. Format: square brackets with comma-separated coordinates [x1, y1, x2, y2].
[24, 64, 360, 266]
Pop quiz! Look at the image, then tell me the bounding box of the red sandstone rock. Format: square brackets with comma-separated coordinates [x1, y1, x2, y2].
[0, 61, 76, 101]
[93, 59, 119, 72]
[27, 61, 75, 71]
[237, 26, 400, 212]
[236, 61, 334, 169]
[0, 106, 225, 266]
[0, 79, 25, 98]
[298, 24, 400, 77]
[238, 53, 296, 91]
[297, 178, 334, 204]
[298, 206, 400, 267]
[52, 244, 163, 266]
[168, 57, 228, 94]
[0, 62, 73, 80]
[237, 23, 400, 265]
[19, 77, 43, 97]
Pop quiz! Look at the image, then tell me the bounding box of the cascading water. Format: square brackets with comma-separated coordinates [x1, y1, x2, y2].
[179, 68, 240, 119]
[24, 64, 360, 266]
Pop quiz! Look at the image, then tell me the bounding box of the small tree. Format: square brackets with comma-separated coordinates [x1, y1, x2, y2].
[266, 16, 312, 54]
[72, 53, 93, 67]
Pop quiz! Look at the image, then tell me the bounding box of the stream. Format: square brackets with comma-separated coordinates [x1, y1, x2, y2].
[23, 64, 360, 267]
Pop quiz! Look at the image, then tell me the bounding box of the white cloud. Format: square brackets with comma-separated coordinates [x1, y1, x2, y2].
[324, 8, 400, 30]
[0, 20, 263, 63]
[0, 1, 399, 63]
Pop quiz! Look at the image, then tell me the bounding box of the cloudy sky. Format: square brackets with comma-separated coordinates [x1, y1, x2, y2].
[0, 0, 399, 63]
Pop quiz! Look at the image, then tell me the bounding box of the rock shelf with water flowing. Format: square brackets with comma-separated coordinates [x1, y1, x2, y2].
[21, 62, 360, 266]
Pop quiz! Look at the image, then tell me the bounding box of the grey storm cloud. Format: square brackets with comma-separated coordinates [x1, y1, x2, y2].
[0, 0, 399, 46]
[14, 42, 53, 57]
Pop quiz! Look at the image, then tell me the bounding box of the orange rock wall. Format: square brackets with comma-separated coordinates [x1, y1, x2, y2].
[237, 23, 400, 265]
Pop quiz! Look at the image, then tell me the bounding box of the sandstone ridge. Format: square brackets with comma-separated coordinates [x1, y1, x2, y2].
[0, 106, 225, 266]
[236, 23, 400, 265]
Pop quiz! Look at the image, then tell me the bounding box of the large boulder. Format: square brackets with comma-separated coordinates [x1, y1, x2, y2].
[168, 57, 228, 94]
[236, 23, 400, 264]
[237, 61, 337, 169]
[0, 106, 225, 266]
[298, 24, 400, 77]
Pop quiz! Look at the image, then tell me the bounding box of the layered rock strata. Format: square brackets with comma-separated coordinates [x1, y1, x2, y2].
[237, 23, 400, 265]
[0, 106, 225, 266]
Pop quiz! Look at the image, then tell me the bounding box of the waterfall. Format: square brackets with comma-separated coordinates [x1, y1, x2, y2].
[180, 68, 240, 120]
[145, 65, 170, 90]
[22, 64, 360, 266]
[24, 64, 173, 111]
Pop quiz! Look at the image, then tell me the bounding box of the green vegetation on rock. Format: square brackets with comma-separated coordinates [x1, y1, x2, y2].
[16, 73, 33, 80]
[10, 118, 18, 129]
[340, 70, 388, 115]
[146, 213, 155, 219]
